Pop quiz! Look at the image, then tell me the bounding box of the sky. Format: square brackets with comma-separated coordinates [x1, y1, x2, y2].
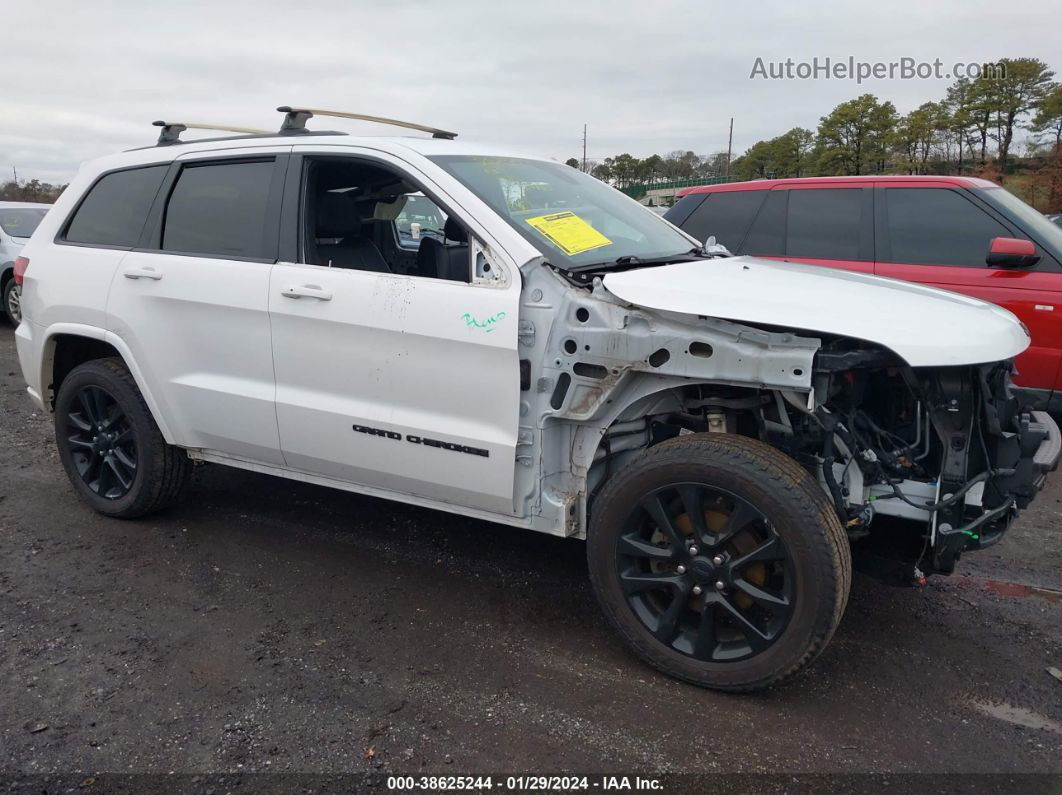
[3, 0, 1060, 185]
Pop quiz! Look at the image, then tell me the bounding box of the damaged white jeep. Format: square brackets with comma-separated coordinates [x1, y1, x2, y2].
[15, 108, 1061, 691]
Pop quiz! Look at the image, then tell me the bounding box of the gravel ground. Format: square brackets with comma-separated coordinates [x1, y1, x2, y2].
[0, 326, 1060, 788]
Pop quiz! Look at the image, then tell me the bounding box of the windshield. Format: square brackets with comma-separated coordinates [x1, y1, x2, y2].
[979, 187, 1062, 260]
[394, 194, 447, 246]
[428, 155, 695, 270]
[0, 207, 48, 238]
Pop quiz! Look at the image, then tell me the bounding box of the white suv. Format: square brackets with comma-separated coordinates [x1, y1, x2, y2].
[14, 108, 1060, 691]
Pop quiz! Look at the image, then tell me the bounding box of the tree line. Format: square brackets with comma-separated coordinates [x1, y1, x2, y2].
[564, 151, 733, 188]
[570, 57, 1062, 211]
[0, 179, 67, 204]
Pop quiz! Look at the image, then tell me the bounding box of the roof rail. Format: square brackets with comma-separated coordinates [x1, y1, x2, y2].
[152, 120, 272, 145]
[276, 106, 457, 139]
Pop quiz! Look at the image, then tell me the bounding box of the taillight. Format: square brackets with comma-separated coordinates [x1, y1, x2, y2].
[13, 256, 29, 286]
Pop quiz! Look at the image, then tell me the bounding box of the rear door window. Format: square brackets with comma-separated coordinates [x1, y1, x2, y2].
[64, 165, 168, 247]
[678, 190, 766, 251]
[785, 189, 862, 260]
[162, 159, 276, 259]
[742, 191, 787, 257]
[882, 188, 1012, 267]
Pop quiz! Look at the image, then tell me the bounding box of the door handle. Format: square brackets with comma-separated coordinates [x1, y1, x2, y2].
[282, 284, 333, 301]
[123, 266, 163, 280]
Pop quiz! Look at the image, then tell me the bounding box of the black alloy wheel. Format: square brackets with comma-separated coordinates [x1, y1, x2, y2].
[64, 385, 139, 500]
[618, 484, 794, 663]
[55, 358, 191, 518]
[588, 432, 850, 691]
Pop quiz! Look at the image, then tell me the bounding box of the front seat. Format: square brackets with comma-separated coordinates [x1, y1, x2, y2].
[315, 193, 390, 273]
[415, 217, 470, 282]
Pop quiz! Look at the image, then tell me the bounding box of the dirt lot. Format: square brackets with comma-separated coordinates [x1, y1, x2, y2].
[1, 327, 1060, 787]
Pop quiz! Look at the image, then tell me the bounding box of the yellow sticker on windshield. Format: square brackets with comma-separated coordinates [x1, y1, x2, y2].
[525, 211, 612, 256]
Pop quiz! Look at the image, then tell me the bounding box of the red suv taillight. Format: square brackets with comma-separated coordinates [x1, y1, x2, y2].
[13, 256, 29, 285]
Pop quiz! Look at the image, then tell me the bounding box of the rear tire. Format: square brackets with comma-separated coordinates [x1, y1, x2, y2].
[587, 432, 851, 692]
[54, 358, 191, 518]
[3, 278, 20, 325]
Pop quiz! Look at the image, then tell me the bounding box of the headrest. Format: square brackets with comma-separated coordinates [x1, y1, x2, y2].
[316, 192, 363, 238]
[444, 216, 468, 243]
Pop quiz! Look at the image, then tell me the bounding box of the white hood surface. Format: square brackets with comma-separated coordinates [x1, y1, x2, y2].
[602, 257, 1029, 368]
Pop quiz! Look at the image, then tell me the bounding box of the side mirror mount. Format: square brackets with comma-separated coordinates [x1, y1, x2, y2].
[702, 235, 732, 259]
[986, 237, 1039, 269]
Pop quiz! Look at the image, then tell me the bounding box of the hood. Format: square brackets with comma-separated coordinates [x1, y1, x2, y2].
[602, 257, 1029, 368]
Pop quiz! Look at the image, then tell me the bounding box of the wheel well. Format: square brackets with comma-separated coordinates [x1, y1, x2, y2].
[585, 384, 770, 515]
[48, 334, 123, 409]
[0, 266, 12, 290]
[597, 384, 768, 453]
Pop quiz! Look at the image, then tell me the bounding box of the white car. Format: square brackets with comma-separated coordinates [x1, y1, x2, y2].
[0, 200, 51, 324]
[14, 108, 1060, 691]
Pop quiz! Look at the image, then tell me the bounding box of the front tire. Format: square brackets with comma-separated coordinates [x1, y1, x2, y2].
[588, 433, 851, 692]
[54, 358, 191, 518]
[3, 278, 21, 325]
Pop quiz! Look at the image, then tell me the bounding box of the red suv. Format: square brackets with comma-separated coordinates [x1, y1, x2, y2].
[666, 176, 1062, 410]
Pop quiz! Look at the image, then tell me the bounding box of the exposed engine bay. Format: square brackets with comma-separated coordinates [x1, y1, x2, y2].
[789, 342, 1057, 575]
[587, 339, 1060, 579]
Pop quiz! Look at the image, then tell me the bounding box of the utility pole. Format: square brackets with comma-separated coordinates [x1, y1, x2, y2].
[12, 166, 17, 186]
[581, 124, 587, 172]
[725, 117, 734, 179]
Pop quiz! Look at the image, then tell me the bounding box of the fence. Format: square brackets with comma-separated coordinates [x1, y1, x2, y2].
[618, 174, 760, 200]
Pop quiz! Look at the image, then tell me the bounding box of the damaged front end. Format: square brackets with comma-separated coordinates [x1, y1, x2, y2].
[774, 343, 1060, 577]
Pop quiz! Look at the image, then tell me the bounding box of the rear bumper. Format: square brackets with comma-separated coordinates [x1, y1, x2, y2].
[14, 320, 44, 411]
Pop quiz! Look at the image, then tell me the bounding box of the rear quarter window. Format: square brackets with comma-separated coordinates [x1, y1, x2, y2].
[663, 194, 706, 228]
[63, 165, 169, 248]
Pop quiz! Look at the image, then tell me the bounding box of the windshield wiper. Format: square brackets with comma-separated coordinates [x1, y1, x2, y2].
[614, 249, 705, 264]
[579, 252, 700, 271]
